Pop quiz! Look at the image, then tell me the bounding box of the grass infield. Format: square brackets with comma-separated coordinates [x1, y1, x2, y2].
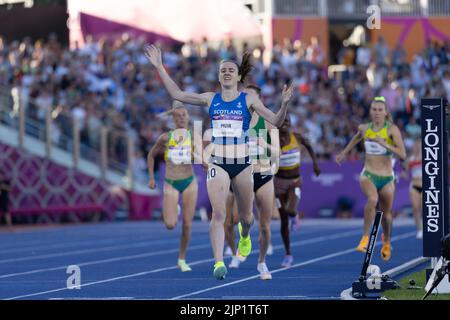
[383, 270, 450, 300]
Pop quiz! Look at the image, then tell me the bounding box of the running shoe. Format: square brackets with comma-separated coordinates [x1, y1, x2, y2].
[257, 262, 272, 280]
[292, 212, 303, 231]
[289, 217, 296, 231]
[281, 255, 293, 268]
[266, 243, 274, 256]
[381, 242, 392, 261]
[356, 235, 369, 253]
[416, 230, 423, 239]
[236, 249, 247, 262]
[237, 222, 252, 257]
[177, 259, 192, 272]
[224, 246, 233, 257]
[228, 256, 241, 269]
[213, 261, 227, 280]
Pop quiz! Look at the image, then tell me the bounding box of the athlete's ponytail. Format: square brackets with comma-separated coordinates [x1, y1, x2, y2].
[238, 51, 253, 84]
[220, 51, 253, 84]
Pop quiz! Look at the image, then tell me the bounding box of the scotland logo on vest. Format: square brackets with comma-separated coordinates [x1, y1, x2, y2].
[209, 92, 251, 145]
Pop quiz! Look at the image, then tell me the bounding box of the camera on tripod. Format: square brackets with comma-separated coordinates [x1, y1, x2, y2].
[442, 233, 450, 261]
[423, 233, 450, 300]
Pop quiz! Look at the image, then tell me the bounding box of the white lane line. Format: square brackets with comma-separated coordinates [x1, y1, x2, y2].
[0, 223, 212, 250]
[0, 234, 183, 255]
[0, 236, 209, 264]
[3, 257, 214, 300]
[170, 232, 416, 300]
[0, 222, 327, 256]
[49, 297, 135, 300]
[0, 227, 339, 270]
[0, 229, 360, 279]
[170, 249, 357, 300]
[385, 256, 430, 278]
[2, 229, 363, 300]
[0, 243, 209, 279]
[220, 295, 309, 299]
[0, 224, 213, 254]
[0, 220, 372, 252]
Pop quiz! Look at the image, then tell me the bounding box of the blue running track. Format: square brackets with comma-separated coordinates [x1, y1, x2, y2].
[0, 219, 422, 300]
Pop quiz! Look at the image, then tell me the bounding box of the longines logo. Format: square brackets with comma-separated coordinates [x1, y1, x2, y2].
[422, 105, 440, 111]
[423, 118, 441, 233]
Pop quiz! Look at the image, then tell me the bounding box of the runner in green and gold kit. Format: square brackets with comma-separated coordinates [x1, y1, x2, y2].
[148, 101, 204, 272]
[336, 96, 406, 261]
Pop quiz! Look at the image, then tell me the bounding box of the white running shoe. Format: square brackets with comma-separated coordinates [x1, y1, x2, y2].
[224, 246, 233, 257]
[236, 249, 247, 262]
[229, 256, 241, 269]
[257, 262, 272, 280]
[266, 243, 274, 256]
[281, 255, 293, 268]
[177, 259, 192, 272]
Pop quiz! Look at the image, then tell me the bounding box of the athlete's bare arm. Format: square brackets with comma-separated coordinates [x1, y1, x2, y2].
[373, 124, 407, 161]
[335, 124, 365, 165]
[144, 45, 215, 106]
[247, 84, 293, 127]
[147, 133, 168, 189]
[294, 133, 321, 176]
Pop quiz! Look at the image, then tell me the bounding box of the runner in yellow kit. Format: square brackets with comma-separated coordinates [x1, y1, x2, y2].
[274, 115, 320, 267]
[336, 96, 406, 261]
[147, 101, 203, 272]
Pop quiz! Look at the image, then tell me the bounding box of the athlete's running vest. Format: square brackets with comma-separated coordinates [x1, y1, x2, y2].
[209, 92, 252, 145]
[363, 121, 394, 156]
[279, 133, 301, 171]
[164, 130, 192, 165]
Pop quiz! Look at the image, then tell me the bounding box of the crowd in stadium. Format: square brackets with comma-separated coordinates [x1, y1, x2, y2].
[0, 33, 449, 182]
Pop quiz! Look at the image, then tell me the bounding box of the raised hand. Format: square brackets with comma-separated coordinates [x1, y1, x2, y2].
[144, 44, 163, 68]
[281, 83, 294, 104]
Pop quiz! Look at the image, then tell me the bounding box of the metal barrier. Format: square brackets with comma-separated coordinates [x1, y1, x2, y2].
[271, 0, 450, 17]
[274, 0, 321, 16]
[428, 0, 450, 16]
[0, 85, 136, 190]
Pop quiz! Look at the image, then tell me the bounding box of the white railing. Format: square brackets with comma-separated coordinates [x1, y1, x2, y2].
[271, 0, 450, 17]
[428, 0, 450, 16]
[0, 86, 136, 190]
[273, 0, 321, 16]
[378, 0, 422, 16]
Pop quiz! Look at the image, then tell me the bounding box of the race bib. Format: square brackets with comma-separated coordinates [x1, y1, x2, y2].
[279, 150, 301, 168]
[212, 116, 243, 138]
[168, 146, 191, 164]
[364, 140, 387, 155]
